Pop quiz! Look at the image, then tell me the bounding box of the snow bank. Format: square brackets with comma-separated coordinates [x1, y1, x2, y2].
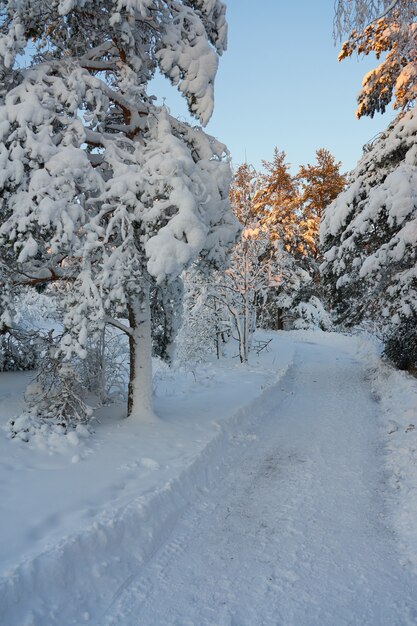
[0, 332, 295, 626]
[356, 340, 417, 572]
[292, 329, 417, 573]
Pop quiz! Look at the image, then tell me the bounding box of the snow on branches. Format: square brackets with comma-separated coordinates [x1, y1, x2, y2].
[0, 0, 237, 425]
[335, 1, 417, 117]
[320, 108, 417, 359]
[334, 0, 416, 38]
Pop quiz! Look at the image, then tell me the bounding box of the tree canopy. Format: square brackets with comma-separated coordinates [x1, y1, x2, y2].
[0, 0, 238, 422]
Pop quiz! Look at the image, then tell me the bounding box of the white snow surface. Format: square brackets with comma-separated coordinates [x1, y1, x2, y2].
[1, 331, 417, 625]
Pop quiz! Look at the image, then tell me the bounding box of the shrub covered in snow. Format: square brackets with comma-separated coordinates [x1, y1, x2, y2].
[293, 296, 333, 331]
[0, 328, 38, 372]
[383, 316, 417, 370]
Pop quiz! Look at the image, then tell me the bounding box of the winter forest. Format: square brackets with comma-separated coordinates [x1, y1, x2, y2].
[2, 1, 417, 624]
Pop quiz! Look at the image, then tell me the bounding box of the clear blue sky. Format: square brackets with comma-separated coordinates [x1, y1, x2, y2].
[152, 1, 396, 174]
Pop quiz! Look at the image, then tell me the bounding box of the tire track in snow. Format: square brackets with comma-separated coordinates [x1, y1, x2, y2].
[103, 342, 417, 626]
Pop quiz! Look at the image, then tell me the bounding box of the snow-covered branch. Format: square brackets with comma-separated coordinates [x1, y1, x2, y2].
[104, 316, 133, 337]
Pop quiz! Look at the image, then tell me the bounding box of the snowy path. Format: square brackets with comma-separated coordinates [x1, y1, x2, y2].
[102, 341, 417, 626]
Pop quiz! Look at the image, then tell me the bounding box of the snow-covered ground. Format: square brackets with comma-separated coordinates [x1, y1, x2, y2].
[1, 331, 417, 625]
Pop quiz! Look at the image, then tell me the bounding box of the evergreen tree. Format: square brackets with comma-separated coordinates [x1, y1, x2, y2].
[0, 0, 238, 424]
[253, 148, 301, 254]
[320, 108, 417, 366]
[229, 162, 258, 225]
[243, 150, 339, 331]
[297, 149, 346, 260]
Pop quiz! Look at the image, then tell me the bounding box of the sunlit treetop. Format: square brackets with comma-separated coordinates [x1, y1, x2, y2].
[335, 0, 417, 118]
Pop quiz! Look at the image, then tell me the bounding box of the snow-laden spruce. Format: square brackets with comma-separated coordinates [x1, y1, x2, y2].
[0, 0, 238, 426]
[320, 107, 417, 364]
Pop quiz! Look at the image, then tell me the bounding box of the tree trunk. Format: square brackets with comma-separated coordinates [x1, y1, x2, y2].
[242, 254, 249, 363]
[127, 284, 156, 421]
[214, 298, 222, 360]
[277, 307, 284, 330]
[237, 310, 248, 364]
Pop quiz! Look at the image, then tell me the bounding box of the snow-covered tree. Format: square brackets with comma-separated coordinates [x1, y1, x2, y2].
[0, 0, 238, 423]
[229, 162, 259, 225]
[210, 164, 294, 361]
[253, 148, 301, 254]
[256, 252, 312, 331]
[248, 149, 339, 329]
[151, 280, 184, 365]
[220, 225, 277, 362]
[224, 156, 336, 333]
[0, 287, 57, 372]
[176, 267, 229, 364]
[320, 108, 417, 365]
[292, 296, 333, 331]
[335, 0, 417, 117]
[93, 114, 238, 418]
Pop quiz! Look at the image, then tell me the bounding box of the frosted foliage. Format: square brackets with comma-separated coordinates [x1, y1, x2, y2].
[0, 65, 102, 257]
[176, 269, 223, 364]
[320, 108, 417, 330]
[338, 16, 417, 118]
[0, 0, 236, 350]
[334, 0, 416, 37]
[143, 112, 232, 278]
[293, 297, 333, 331]
[0, 0, 226, 125]
[155, 6, 218, 125]
[94, 108, 236, 295]
[0, 0, 235, 423]
[189, 0, 227, 53]
[13, 288, 58, 328]
[216, 226, 292, 363]
[335, 1, 417, 119]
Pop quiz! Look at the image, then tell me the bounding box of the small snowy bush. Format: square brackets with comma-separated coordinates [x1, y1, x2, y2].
[293, 296, 333, 331]
[383, 317, 417, 371]
[25, 362, 92, 424]
[7, 339, 94, 442]
[0, 328, 38, 371]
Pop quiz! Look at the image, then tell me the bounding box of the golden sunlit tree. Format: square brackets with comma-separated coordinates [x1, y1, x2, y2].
[229, 163, 258, 226]
[253, 148, 301, 253]
[297, 149, 347, 259]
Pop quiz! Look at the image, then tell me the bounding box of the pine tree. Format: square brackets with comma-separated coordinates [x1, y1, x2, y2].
[335, 1, 417, 117]
[229, 162, 258, 225]
[253, 148, 301, 254]
[0, 0, 238, 425]
[240, 151, 337, 331]
[320, 108, 417, 366]
[297, 149, 346, 259]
